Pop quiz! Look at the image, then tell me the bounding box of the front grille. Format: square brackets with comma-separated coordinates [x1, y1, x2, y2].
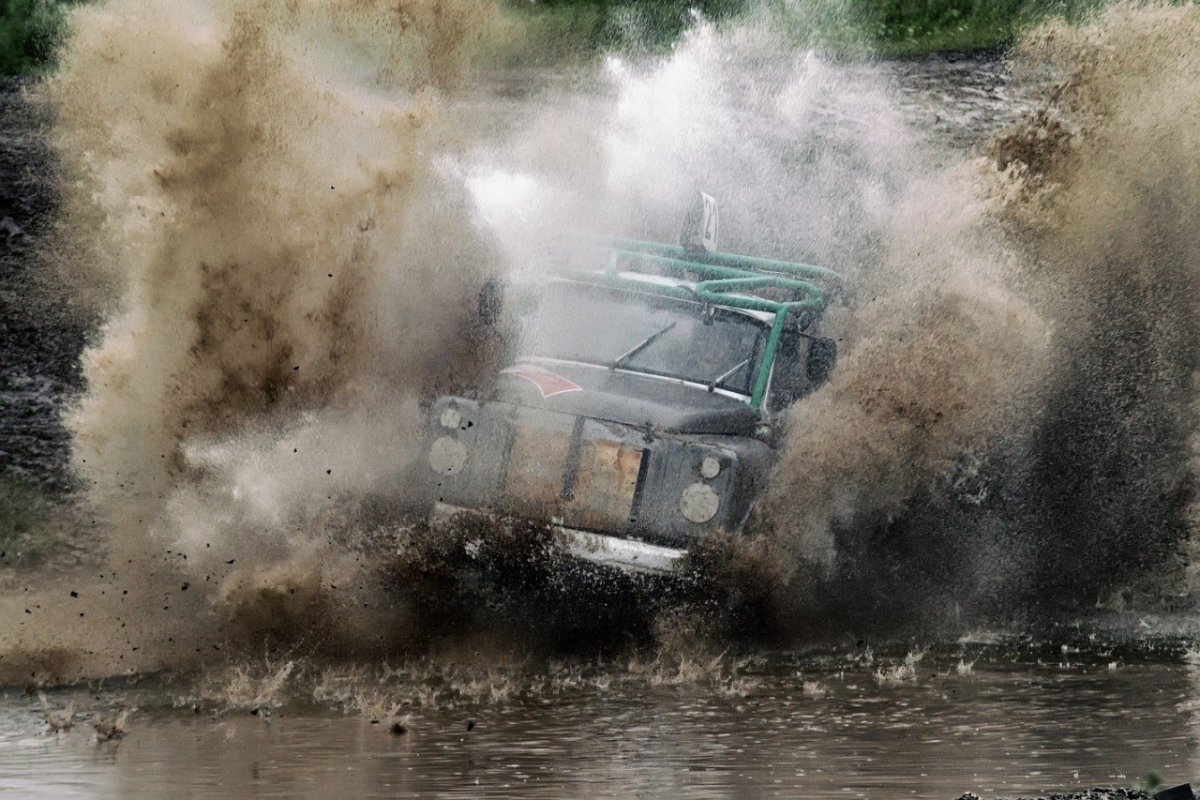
[564, 438, 642, 531]
[504, 418, 643, 534]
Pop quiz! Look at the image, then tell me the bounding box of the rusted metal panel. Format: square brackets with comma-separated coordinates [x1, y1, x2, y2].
[503, 414, 643, 534]
[504, 422, 571, 517]
[562, 439, 642, 532]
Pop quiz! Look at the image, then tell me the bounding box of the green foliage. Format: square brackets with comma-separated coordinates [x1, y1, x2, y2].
[865, 0, 1104, 54]
[505, 0, 747, 60]
[505, 0, 1106, 60]
[0, 0, 74, 76]
[0, 0, 1111, 76]
[1141, 771, 1164, 791]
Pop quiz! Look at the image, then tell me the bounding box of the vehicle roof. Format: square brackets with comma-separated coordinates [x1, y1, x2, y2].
[550, 270, 778, 325]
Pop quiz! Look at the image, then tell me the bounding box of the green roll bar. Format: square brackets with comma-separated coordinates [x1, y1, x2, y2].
[579, 236, 843, 412]
[600, 236, 843, 286]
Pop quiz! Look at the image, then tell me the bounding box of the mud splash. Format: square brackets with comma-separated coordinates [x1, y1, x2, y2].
[54, 0, 503, 519]
[460, 19, 1052, 619]
[8, 0, 1200, 686]
[731, 2, 1200, 622]
[1, 0, 512, 683]
[528, 16, 1057, 621]
[981, 3, 1200, 600]
[20, 0, 1025, 679]
[755, 167, 1047, 587]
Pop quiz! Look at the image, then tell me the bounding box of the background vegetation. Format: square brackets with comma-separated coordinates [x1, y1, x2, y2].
[507, 0, 1103, 62]
[0, 0, 1106, 76]
[864, 0, 1097, 54]
[0, 0, 76, 75]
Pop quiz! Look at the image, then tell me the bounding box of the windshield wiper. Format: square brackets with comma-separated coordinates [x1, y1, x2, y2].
[707, 358, 751, 392]
[610, 321, 677, 370]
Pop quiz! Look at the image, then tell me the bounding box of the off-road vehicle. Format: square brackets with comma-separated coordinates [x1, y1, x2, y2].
[421, 200, 842, 575]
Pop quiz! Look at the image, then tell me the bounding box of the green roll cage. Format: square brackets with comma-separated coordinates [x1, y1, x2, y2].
[577, 237, 843, 412]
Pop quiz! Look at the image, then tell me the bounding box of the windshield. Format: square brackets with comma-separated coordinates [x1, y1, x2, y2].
[517, 283, 767, 395]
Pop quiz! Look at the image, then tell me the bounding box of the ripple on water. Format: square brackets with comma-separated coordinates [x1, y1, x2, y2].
[0, 638, 1194, 799]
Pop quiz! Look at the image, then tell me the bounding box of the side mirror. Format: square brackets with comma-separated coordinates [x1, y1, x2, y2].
[805, 336, 837, 387]
[478, 280, 504, 327]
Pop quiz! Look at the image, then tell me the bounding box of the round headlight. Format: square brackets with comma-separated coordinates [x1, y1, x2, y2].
[680, 482, 720, 524]
[428, 436, 467, 476]
[700, 455, 721, 479]
[439, 407, 462, 430]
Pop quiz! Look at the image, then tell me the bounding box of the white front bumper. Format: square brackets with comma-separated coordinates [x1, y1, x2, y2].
[430, 503, 685, 576]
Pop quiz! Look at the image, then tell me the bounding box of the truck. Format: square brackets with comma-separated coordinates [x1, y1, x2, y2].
[420, 201, 842, 577]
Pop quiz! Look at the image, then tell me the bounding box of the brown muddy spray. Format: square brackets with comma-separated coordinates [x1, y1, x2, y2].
[5, 0, 1200, 686]
[718, 2, 1200, 622]
[981, 4, 1200, 599]
[0, 0, 508, 683]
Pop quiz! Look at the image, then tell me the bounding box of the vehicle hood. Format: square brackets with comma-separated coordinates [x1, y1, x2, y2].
[494, 360, 759, 437]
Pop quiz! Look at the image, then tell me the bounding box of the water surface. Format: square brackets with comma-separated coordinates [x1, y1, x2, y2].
[2, 633, 1195, 799]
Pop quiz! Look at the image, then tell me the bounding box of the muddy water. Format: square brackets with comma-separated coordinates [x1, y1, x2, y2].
[1, 634, 1196, 799]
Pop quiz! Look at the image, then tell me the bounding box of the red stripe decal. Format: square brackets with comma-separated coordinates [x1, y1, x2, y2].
[501, 364, 583, 399]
